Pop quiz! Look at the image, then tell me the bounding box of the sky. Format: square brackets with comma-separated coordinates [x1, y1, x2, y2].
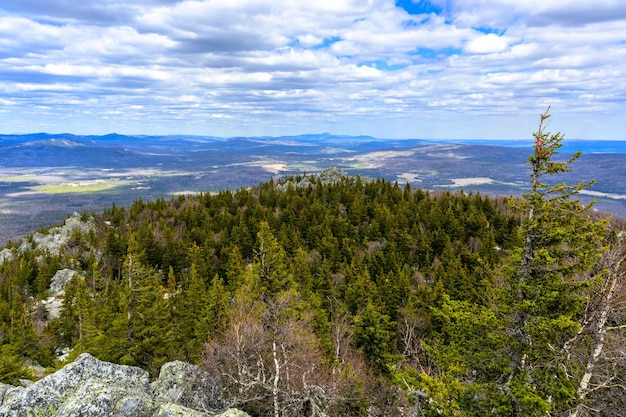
[0, 0, 625, 140]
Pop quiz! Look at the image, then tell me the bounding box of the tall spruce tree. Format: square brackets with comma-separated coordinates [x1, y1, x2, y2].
[501, 108, 608, 415]
[254, 221, 294, 295]
[412, 109, 610, 417]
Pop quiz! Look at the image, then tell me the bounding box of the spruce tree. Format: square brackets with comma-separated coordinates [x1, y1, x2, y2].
[414, 109, 609, 416]
[0, 344, 32, 384]
[254, 221, 294, 295]
[502, 108, 608, 415]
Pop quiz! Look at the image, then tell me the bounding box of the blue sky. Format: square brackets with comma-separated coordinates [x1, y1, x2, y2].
[0, 0, 625, 139]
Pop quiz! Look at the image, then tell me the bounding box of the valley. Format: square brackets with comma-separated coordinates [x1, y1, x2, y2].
[1, 133, 625, 244]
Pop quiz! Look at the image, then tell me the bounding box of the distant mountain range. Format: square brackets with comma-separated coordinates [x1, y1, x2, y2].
[0, 133, 624, 243]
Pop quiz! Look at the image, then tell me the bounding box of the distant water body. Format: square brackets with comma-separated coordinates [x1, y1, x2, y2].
[445, 139, 626, 154]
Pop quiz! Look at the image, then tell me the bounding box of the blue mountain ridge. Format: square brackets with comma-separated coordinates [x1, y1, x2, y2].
[1, 133, 622, 153]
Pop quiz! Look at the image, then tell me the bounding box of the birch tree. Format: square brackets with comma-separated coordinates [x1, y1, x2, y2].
[203, 276, 333, 417]
[565, 231, 626, 417]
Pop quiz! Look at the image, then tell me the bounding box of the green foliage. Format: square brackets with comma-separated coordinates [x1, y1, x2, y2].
[123, 258, 175, 374]
[0, 172, 519, 391]
[501, 108, 608, 415]
[428, 294, 509, 379]
[1, 140, 611, 415]
[397, 368, 468, 417]
[418, 109, 610, 416]
[354, 301, 396, 375]
[0, 344, 32, 384]
[254, 221, 294, 294]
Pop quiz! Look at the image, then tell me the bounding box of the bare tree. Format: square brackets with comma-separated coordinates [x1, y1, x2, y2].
[203, 287, 335, 417]
[397, 306, 430, 371]
[565, 229, 626, 417]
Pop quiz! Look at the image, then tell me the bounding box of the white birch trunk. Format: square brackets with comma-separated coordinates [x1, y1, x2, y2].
[273, 340, 280, 417]
[569, 250, 626, 417]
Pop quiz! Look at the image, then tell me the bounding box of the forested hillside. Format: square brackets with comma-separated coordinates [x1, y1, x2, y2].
[1, 113, 625, 416]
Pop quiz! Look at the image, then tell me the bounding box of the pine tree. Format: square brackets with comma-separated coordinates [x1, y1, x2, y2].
[354, 301, 395, 375]
[58, 273, 91, 345]
[413, 109, 610, 416]
[0, 344, 32, 384]
[125, 263, 174, 375]
[175, 262, 207, 357]
[200, 274, 230, 339]
[6, 282, 38, 359]
[254, 221, 294, 295]
[502, 108, 608, 415]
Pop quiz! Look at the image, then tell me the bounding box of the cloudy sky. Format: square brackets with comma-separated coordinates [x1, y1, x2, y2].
[0, 0, 624, 139]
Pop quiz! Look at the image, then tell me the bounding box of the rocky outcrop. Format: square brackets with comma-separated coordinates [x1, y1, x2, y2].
[276, 167, 351, 192]
[33, 268, 81, 321]
[0, 248, 13, 264]
[49, 268, 79, 296]
[0, 353, 248, 417]
[18, 212, 94, 257]
[151, 361, 218, 412]
[40, 268, 81, 320]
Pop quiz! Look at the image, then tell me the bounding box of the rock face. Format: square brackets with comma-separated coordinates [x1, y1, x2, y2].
[276, 167, 350, 192]
[0, 248, 13, 264]
[150, 361, 230, 414]
[17, 212, 95, 257]
[49, 268, 79, 296]
[40, 268, 81, 320]
[0, 353, 248, 417]
[0, 213, 95, 267]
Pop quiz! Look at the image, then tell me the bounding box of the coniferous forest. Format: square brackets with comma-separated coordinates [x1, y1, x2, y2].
[1, 112, 626, 416]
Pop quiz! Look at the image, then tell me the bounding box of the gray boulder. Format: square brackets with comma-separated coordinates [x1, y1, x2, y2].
[151, 360, 222, 412]
[49, 268, 79, 296]
[0, 353, 249, 417]
[39, 296, 64, 320]
[0, 248, 14, 265]
[38, 268, 80, 321]
[0, 353, 151, 416]
[0, 384, 23, 407]
[152, 361, 200, 406]
[154, 403, 206, 417]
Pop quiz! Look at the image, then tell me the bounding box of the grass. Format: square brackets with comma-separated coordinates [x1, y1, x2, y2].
[0, 175, 39, 182]
[32, 180, 129, 194]
[1, 168, 195, 197]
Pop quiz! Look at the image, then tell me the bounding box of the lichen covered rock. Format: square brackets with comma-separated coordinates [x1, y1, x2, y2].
[0, 353, 150, 415]
[215, 409, 251, 417]
[19, 212, 94, 256]
[153, 402, 207, 417]
[0, 353, 249, 417]
[0, 383, 23, 406]
[151, 360, 222, 412]
[0, 248, 14, 265]
[49, 268, 79, 296]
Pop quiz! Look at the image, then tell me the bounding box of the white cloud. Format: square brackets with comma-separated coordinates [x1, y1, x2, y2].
[449, 0, 626, 28]
[0, 0, 623, 138]
[464, 33, 509, 54]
